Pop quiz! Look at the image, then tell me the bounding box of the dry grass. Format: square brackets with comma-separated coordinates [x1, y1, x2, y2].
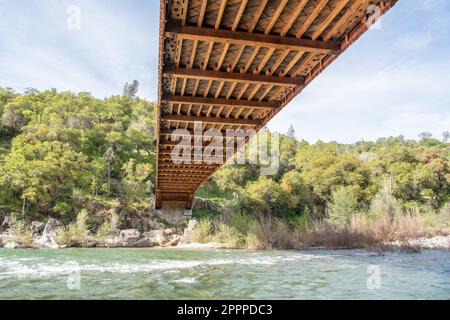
[244, 212, 446, 251]
[190, 206, 449, 251]
[12, 222, 34, 246]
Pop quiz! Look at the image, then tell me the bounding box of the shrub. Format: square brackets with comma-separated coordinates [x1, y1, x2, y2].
[231, 212, 255, 235]
[213, 223, 244, 245]
[12, 221, 33, 246]
[436, 204, 450, 228]
[55, 209, 90, 246]
[191, 218, 213, 243]
[326, 186, 358, 229]
[368, 182, 403, 220]
[96, 220, 113, 238]
[244, 219, 265, 249]
[243, 176, 291, 217]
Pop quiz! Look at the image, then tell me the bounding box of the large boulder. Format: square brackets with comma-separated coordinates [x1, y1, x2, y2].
[1, 216, 13, 231]
[4, 241, 20, 249]
[100, 235, 120, 248]
[165, 235, 180, 247]
[147, 219, 164, 231]
[119, 229, 141, 247]
[35, 218, 62, 248]
[144, 230, 164, 239]
[42, 218, 62, 237]
[134, 237, 156, 248]
[143, 230, 167, 246]
[31, 221, 45, 236]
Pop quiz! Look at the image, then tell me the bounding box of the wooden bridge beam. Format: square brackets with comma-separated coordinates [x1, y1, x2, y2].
[164, 67, 304, 87]
[165, 24, 340, 53]
[162, 95, 279, 109]
[161, 114, 262, 126]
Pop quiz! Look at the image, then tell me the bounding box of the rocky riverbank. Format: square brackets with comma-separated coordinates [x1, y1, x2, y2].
[0, 217, 200, 249]
[1, 215, 449, 250]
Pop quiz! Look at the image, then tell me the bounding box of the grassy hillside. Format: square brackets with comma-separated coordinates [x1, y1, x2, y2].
[0, 87, 449, 247]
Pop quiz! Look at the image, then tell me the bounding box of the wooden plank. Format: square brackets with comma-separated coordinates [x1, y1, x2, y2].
[164, 67, 304, 87]
[160, 141, 236, 149]
[311, 0, 350, 40]
[265, 0, 289, 35]
[162, 95, 278, 109]
[232, 0, 248, 31]
[158, 182, 199, 185]
[166, 24, 340, 53]
[158, 179, 205, 183]
[159, 163, 219, 169]
[160, 128, 228, 137]
[248, 0, 268, 32]
[198, 0, 208, 27]
[215, 0, 227, 29]
[290, 0, 351, 78]
[322, 0, 366, 41]
[161, 114, 262, 126]
[295, 0, 329, 38]
[280, 0, 308, 36]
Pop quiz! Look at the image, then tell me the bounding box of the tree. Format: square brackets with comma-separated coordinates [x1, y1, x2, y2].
[418, 132, 432, 140]
[280, 171, 310, 213]
[213, 165, 257, 193]
[442, 131, 450, 142]
[123, 80, 140, 99]
[295, 144, 371, 213]
[122, 159, 153, 199]
[326, 186, 358, 229]
[242, 176, 292, 217]
[286, 125, 296, 139]
[1, 103, 27, 133]
[0, 140, 86, 217]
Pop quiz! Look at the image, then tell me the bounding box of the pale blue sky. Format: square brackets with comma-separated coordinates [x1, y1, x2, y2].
[0, 0, 449, 142]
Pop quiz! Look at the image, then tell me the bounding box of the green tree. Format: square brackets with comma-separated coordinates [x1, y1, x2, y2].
[242, 176, 292, 217]
[326, 186, 358, 229]
[123, 80, 140, 99]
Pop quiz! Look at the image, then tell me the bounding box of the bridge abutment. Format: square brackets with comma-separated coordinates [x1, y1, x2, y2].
[155, 203, 192, 225]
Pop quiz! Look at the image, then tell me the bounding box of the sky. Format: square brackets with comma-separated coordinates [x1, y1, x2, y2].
[0, 0, 449, 143]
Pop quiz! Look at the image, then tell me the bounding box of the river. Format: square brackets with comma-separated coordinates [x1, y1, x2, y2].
[0, 248, 448, 299]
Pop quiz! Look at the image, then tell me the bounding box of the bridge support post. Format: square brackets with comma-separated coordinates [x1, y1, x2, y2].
[155, 191, 162, 210]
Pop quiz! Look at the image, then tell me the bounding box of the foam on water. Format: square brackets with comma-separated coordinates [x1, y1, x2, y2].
[172, 277, 197, 284]
[0, 252, 332, 279]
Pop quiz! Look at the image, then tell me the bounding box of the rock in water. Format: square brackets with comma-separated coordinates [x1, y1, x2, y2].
[119, 229, 141, 247]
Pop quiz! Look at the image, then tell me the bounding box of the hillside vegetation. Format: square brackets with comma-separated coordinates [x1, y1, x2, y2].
[0, 87, 449, 248]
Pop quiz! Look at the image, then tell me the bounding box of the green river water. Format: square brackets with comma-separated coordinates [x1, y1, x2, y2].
[0, 248, 448, 300]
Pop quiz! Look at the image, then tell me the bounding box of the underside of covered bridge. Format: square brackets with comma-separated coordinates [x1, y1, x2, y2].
[156, 0, 398, 210]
